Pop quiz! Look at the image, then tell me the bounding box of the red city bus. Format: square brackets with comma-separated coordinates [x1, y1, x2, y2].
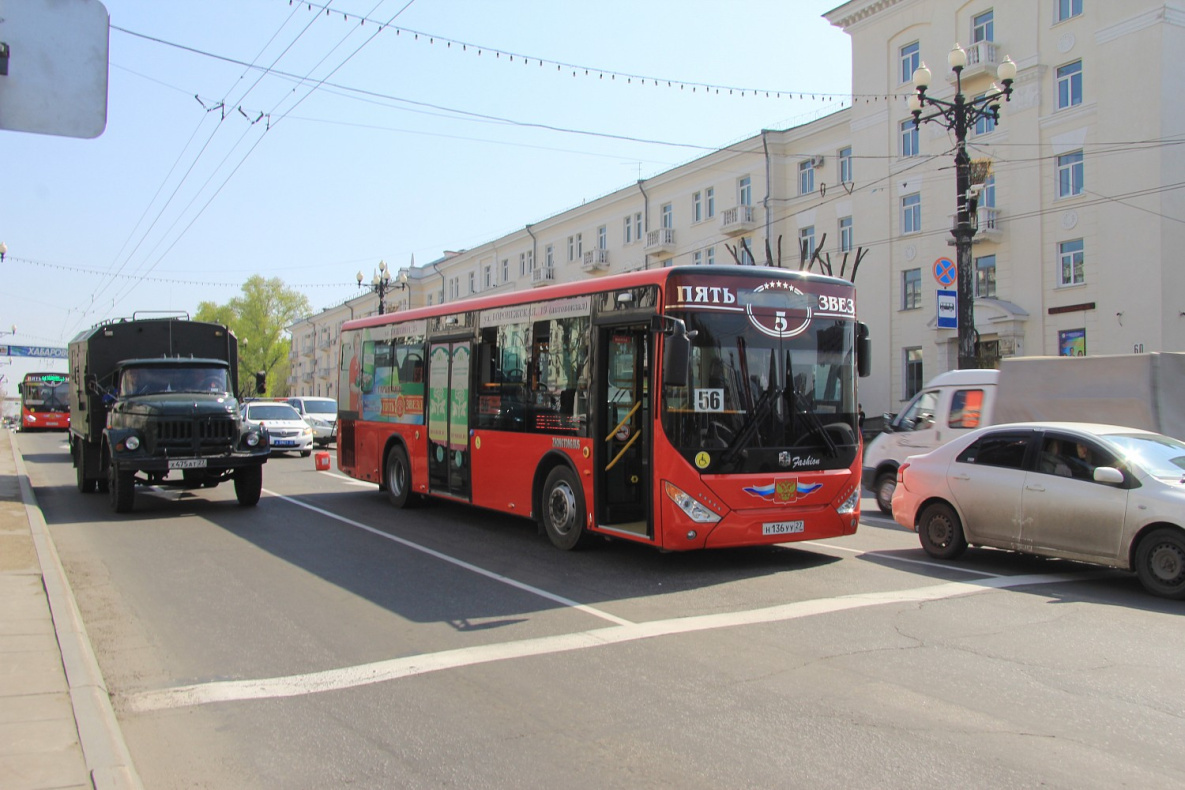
[18, 372, 71, 431]
[337, 266, 870, 551]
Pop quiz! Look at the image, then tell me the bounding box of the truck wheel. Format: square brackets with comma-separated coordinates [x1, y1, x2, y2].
[1134, 528, 1185, 600]
[76, 443, 96, 494]
[540, 465, 590, 551]
[108, 462, 135, 513]
[874, 471, 896, 515]
[234, 465, 263, 507]
[385, 445, 418, 509]
[918, 502, 967, 560]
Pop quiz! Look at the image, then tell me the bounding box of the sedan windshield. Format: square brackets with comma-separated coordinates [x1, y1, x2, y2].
[662, 309, 859, 474]
[248, 405, 302, 422]
[1105, 433, 1185, 481]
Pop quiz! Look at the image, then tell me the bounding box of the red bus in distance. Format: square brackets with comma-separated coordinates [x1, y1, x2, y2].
[18, 371, 70, 432]
[338, 266, 870, 551]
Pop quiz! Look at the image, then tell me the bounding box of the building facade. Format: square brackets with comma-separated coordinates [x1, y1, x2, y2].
[290, 0, 1185, 416]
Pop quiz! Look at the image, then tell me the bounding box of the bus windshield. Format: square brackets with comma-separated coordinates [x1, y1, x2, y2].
[23, 378, 69, 412]
[662, 309, 859, 474]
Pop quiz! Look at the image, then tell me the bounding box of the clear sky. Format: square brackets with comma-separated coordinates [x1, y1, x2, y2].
[0, 0, 853, 396]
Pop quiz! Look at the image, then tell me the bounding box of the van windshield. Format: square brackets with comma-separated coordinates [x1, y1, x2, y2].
[303, 400, 336, 415]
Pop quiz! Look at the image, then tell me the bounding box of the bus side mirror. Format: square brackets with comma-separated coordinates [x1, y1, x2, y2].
[254, 372, 267, 395]
[653, 315, 696, 389]
[856, 321, 872, 378]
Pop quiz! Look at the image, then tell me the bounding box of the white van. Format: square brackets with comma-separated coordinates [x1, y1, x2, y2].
[286, 396, 338, 447]
[862, 369, 998, 514]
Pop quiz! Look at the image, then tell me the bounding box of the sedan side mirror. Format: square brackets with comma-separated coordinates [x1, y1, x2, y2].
[1092, 466, 1125, 485]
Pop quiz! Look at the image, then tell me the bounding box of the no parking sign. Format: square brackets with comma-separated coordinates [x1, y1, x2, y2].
[933, 257, 957, 287]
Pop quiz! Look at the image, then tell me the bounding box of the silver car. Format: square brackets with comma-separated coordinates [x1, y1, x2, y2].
[286, 396, 338, 447]
[892, 422, 1185, 599]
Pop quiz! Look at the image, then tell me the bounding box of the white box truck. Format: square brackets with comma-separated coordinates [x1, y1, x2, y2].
[863, 353, 1185, 513]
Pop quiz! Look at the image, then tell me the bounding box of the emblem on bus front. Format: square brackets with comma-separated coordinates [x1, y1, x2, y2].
[778, 451, 792, 467]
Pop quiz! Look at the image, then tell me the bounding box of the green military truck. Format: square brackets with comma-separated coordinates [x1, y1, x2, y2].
[68, 315, 271, 513]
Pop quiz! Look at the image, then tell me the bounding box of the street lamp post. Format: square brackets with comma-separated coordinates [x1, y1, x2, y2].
[911, 46, 1016, 369]
[357, 260, 393, 315]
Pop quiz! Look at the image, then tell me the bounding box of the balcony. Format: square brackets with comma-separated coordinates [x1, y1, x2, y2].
[531, 267, 555, 286]
[949, 205, 1003, 243]
[720, 205, 757, 236]
[582, 248, 610, 272]
[644, 228, 676, 256]
[948, 40, 1000, 82]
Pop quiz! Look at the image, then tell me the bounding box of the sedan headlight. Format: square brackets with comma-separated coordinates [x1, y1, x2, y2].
[663, 481, 721, 523]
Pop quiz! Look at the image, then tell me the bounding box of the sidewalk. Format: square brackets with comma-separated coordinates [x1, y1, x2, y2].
[0, 429, 142, 790]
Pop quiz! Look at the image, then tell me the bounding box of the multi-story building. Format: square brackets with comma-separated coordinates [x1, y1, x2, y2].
[290, 0, 1185, 416]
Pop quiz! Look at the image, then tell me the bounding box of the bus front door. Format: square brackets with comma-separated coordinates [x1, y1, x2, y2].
[596, 325, 650, 536]
[427, 340, 472, 500]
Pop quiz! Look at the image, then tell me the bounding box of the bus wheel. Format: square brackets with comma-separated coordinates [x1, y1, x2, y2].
[234, 465, 262, 507]
[385, 445, 418, 509]
[108, 462, 135, 513]
[541, 466, 589, 551]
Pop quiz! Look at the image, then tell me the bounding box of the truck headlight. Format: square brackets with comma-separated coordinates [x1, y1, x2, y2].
[663, 481, 721, 524]
[123, 435, 140, 451]
[246, 431, 261, 447]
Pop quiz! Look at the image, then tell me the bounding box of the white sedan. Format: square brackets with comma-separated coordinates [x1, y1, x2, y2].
[892, 422, 1185, 599]
[244, 402, 314, 457]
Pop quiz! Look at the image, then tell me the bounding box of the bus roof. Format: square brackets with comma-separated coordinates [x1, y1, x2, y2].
[342, 265, 854, 333]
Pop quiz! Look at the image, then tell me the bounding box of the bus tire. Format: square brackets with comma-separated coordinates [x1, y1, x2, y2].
[108, 461, 135, 513]
[234, 465, 262, 507]
[541, 465, 589, 551]
[385, 445, 418, 509]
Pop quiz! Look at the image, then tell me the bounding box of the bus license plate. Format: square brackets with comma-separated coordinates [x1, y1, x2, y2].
[168, 459, 207, 469]
[763, 520, 805, 536]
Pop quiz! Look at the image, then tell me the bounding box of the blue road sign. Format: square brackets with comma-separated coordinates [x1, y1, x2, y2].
[937, 289, 958, 329]
[933, 257, 957, 287]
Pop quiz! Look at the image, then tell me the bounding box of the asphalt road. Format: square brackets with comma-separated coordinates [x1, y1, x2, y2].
[17, 431, 1185, 789]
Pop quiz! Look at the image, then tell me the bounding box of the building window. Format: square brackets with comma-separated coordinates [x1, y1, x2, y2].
[545, 244, 554, 269]
[981, 174, 996, 208]
[692, 191, 703, 223]
[1056, 0, 1082, 23]
[501, 258, 509, 282]
[483, 264, 493, 289]
[838, 146, 853, 184]
[901, 192, 922, 235]
[519, 250, 533, 275]
[705, 187, 715, 218]
[972, 10, 994, 43]
[1056, 61, 1083, 110]
[975, 254, 997, 298]
[799, 160, 814, 195]
[904, 348, 924, 399]
[661, 203, 673, 229]
[903, 268, 922, 310]
[739, 236, 754, 265]
[900, 119, 919, 158]
[738, 176, 752, 206]
[623, 215, 633, 244]
[706, 246, 715, 266]
[839, 216, 853, 253]
[1059, 239, 1085, 286]
[468, 272, 476, 294]
[900, 41, 920, 85]
[799, 226, 816, 261]
[1057, 150, 1084, 197]
[597, 225, 607, 250]
[692, 250, 702, 266]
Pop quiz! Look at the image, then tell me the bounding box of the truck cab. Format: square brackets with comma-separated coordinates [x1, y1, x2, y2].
[862, 369, 998, 514]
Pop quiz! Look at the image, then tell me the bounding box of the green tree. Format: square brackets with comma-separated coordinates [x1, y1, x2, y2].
[195, 276, 310, 397]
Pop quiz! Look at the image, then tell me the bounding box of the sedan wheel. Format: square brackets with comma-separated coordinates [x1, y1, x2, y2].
[1135, 528, 1185, 600]
[918, 502, 967, 560]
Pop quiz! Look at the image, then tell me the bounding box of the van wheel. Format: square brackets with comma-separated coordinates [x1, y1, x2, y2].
[918, 502, 967, 560]
[1135, 528, 1185, 600]
[540, 466, 589, 551]
[874, 471, 896, 515]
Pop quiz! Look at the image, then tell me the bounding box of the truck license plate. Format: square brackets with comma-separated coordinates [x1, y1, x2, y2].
[762, 520, 805, 536]
[168, 459, 208, 469]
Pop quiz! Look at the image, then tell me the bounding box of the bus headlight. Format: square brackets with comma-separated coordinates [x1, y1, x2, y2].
[836, 487, 860, 515]
[663, 481, 721, 524]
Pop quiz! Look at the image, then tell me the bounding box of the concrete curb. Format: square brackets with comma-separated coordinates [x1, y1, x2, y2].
[11, 440, 144, 790]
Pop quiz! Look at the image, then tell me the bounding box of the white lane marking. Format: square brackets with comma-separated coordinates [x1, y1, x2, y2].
[122, 571, 1088, 713]
[320, 470, 374, 487]
[802, 541, 1004, 578]
[261, 489, 634, 628]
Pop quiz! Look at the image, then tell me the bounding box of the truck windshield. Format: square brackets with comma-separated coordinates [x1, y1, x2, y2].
[661, 310, 859, 474]
[120, 366, 228, 395]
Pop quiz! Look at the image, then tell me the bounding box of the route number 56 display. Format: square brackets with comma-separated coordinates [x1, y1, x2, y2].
[694, 388, 724, 412]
